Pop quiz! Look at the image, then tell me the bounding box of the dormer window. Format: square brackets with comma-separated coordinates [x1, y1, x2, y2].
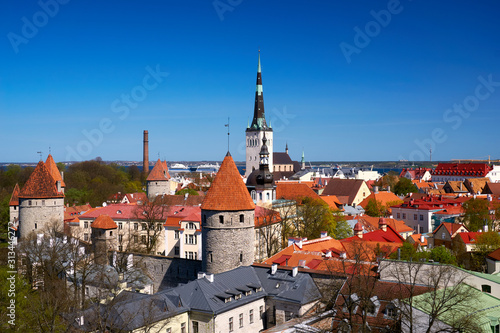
[117, 210, 122, 214]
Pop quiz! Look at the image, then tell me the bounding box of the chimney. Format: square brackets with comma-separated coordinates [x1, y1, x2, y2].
[354, 222, 363, 238]
[292, 266, 298, 277]
[205, 274, 214, 283]
[484, 224, 489, 233]
[387, 185, 391, 192]
[56, 180, 61, 192]
[379, 218, 387, 232]
[143, 130, 149, 176]
[271, 263, 278, 275]
[374, 186, 379, 194]
[420, 234, 425, 244]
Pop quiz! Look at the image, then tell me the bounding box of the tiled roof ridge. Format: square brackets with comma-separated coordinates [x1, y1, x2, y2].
[201, 154, 255, 211]
[45, 154, 65, 187]
[146, 159, 171, 181]
[19, 161, 64, 198]
[9, 183, 20, 206]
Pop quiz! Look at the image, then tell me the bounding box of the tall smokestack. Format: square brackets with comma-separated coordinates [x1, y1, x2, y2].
[143, 130, 149, 176]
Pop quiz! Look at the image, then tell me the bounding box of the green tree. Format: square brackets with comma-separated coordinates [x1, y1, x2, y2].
[429, 246, 456, 265]
[394, 177, 418, 196]
[175, 188, 199, 196]
[462, 198, 490, 232]
[332, 212, 353, 240]
[364, 198, 385, 217]
[297, 197, 334, 239]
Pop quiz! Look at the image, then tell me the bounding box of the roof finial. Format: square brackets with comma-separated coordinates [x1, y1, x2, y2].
[37, 151, 42, 161]
[225, 117, 230, 153]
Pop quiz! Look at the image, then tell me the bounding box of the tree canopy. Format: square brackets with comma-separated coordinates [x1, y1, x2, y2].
[394, 177, 418, 196]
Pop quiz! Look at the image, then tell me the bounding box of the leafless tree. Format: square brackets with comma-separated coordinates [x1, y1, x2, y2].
[256, 208, 282, 261]
[380, 259, 482, 333]
[134, 196, 169, 254]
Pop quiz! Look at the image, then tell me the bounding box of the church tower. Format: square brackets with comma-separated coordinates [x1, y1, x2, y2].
[246, 52, 273, 177]
[246, 134, 276, 205]
[201, 152, 256, 274]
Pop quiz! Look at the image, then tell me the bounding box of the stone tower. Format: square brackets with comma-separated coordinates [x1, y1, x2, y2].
[246, 134, 276, 205]
[90, 214, 118, 265]
[201, 152, 256, 274]
[146, 159, 171, 198]
[18, 160, 65, 239]
[246, 52, 273, 177]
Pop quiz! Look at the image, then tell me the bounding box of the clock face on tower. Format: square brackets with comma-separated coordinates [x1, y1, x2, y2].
[261, 157, 268, 165]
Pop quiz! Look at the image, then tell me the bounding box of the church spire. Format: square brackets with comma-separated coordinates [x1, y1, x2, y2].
[249, 51, 269, 131]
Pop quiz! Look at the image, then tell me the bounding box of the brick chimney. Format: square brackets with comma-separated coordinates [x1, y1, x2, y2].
[143, 130, 149, 176]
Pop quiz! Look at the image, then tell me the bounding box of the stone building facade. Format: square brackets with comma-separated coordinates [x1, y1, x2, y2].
[18, 160, 65, 238]
[201, 152, 256, 275]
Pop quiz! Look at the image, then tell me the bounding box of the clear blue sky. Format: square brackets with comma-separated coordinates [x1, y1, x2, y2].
[1, 0, 500, 163]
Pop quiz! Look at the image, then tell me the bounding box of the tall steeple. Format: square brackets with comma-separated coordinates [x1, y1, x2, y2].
[245, 52, 273, 177]
[250, 51, 269, 130]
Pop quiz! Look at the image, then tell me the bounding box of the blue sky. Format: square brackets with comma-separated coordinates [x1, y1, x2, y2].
[1, 0, 500, 163]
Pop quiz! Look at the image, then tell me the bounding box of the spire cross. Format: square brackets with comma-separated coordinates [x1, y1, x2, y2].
[225, 117, 230, 152]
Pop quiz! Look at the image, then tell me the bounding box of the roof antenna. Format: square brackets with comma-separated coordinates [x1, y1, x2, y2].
[37, 151, 42, 161]
[225, 117, 230, 152]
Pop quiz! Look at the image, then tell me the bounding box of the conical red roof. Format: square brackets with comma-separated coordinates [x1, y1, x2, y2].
[201, 153, 255, 211]
[91, 214, 117, 229]
[9, 183, 20, 206]
[45, 154, 65, 187]
[146, 159, 171, 181]
[19, 161, 64, 199]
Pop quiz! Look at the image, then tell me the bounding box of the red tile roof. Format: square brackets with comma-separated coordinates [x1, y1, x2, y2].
[146, 159, 171, 181]
[457, 231, 482, 244]
[19, 161, 64, 199]
[487, 247, 500, 261]
[432, 222, 468, 236]
[91, 214, 118, 229]
[201, 153, 255, 211]
[164, 206, 201, 227]
[321, 179, 367, 205]
[276, 182, 323, 204]
[410, 233, 428, 246]
[81, 203, 141, 220]
[353, 216, 413, 234]
[45, 154, 65, 187]
[254, 206, 281, 228]
[432, 163, 492, 177]
[9, 183, 20, 206]
[359, 191, 402, 211]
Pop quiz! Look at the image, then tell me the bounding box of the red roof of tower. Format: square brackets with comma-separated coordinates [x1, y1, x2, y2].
[146, 159, 171, 181]
[201, 153, 255, 211]
[91, 214, 118, 229]
[45, 154, 65, 187]
[19, 161, 64, 199]
[9, 183, 20, 206]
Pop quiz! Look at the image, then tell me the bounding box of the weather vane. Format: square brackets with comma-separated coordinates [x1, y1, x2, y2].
[225, 117, 230, 152]
[37, 151, 42, 160]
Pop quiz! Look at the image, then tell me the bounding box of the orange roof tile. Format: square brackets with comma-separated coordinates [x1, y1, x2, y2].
[487, 247, 500, 261]
[276, 182, 323, 204]
[146, 159, 171, 181]
[201, 153, 255, 211]
[410, 233, 428, 246]
[359, 191, 402, 209]
[9, 183, 20, 206]
[45, 154, 65, 187]
[353, 215, 413, 234]
[19, 161, 64, 199]
[254, 206, 281, 228]
[319, 195, 342, 210]
[91, 214, 117, 229]
[433, 222, 468, 235]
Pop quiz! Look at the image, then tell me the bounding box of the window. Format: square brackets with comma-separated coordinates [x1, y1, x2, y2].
[192, 321, 199, 333]
[240, 214, 244, 223]
[141, 235, 146, 244]
[118, 222, 123, 230]
[181, 322, 186, 333]
[42, 200, 45, 206]
[419, 226, 423, 234]
[134, 223, 138, 230]
[175, 230, 179, 239]
[157, 223, 162, 231]
[219, 215, 224, 224]
[240, 252, 243, 262]
[118, 234, 123, 242]
[84, 221, 88, 229]
[482, 284, 492, 293]
[34, 223, 37, 229]
[249, 309, 254, 323]
[414, 214, 417, 220]
[142, 223, 147, 230]
[396, 213, 400, 219]
[84, 233, 88, 241]
[166, 328, 171, 333]
[420, 214, 424, 221]
[186, 234, 197, 245]
[402, 213, 406, 219]
[229, 317, 234, 331]
[239, 313, 243, 327]
[118, 245, 123, 251]
[187, 222, 196, 229]
[174, 246, 180, 256]
[109, 231, 113, 236]
[442, 232, 446, 240]
[29, 200, 32, 206]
